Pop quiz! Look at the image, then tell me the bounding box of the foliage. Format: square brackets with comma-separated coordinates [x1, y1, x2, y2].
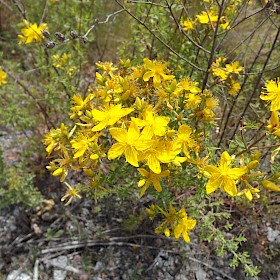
[0, 161, 44, 209]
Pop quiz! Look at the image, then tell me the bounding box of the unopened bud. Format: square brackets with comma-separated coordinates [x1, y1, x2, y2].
[135, 97, 142, 110]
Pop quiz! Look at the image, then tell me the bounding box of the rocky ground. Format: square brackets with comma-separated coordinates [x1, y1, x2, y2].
[0, 190, 280, 280]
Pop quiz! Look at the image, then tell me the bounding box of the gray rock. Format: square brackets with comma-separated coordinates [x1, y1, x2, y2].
[6, 270, 32, 280]
[267, 227, 280, 242]
[53, 256, 68, 280]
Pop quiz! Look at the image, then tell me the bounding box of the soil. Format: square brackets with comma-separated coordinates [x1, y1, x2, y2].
[0, 185, 279, 280]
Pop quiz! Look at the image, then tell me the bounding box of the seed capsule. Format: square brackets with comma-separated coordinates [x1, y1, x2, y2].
[55, 32, 66, 42]
[80, 36, 88, 44]
[41, 29, 50, 38]
[45, 41, 56, 49]
[70, 30, 79, 39]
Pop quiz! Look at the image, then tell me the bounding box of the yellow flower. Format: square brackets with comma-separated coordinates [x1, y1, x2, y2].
[61, 182, 82, 206]
[91, 104, 134, 132]
[219, 16, 230, 30]
[237, 187, 260, 201]
[67, 66, 76, 76]
[260, 78, 280, 111]
[174, 124, 197, 157]
[18, 20, 48, 44]
[196, 11, 218, 25]
[143, 58, 174, 86]
[184, 93, 202, 109]
[181, 19, 194, 31]
[176, 77, 201, 94]
[132, 106, 170, 137]
[153, 204, 196, 243]
[0, 67, 7, 85]
[205, 96, 219, 109]
[174, 208, 196, 243]
[138, 168, 170, 197]
[225, 61, 243, 74]
[44, 123, 68, 154]
[70, 94, 93, 119]
[203, 151, 247, 196]
[211, 59, 228, 80]
[229, 80, 241, 95]
[52, 53, 70, 68]
[96, 61, 118, 77]
[155, 203, 178, 237]
[71, 132, 99, 159]
[108, 121, 152, 167]
[197, 11, 229, 30]
[140, 138, 181, 174]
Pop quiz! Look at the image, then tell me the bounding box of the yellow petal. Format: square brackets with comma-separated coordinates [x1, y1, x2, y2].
[182, 231, 191, 243]
[174, 224, 182, 239]
[124, 146, 139, 167]
[147, 155, 161, 174]
[245, 190, 253, 201]
[109, 127, 127, 143]
[223, 177, 238, 196]
[108, 143, 125, 160]
[206, 176, 222, 194]
[138, 168, 149, 177]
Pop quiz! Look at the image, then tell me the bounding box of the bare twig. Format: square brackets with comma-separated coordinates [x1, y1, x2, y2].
[201, 0, 226, 91]
[84, 8, 125, 38]
[230, 26, 280, 140]
[127, 0, 168, 8]
[114, 0, 204, 72]
[165, 0, 211, 54]
[11, 0, 27, 20]
[33, 259, 39, 280]
[217, 21, 273, 148]
[40, 0, 48, 24]
[39, 236, 235, 280]
[43, 259, 83, 274]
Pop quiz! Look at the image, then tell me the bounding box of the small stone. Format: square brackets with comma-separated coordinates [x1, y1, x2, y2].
[6, 270, 32, 280]
[53, 256, 68, 280]
[267, 227, 280, 242]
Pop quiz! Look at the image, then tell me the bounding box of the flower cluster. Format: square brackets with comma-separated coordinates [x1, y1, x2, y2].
[147, 204, 196, 243]
[52, 53, 77, 76]
[44, 58, 280, 242]
[181, 0, 246, 32]
[211, 57, 243, 95]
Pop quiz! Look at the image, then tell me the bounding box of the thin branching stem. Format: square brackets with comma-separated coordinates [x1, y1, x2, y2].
[201, 0, 226, 91]
[114, 0, 205, 72]
[230, 26, 280, 140]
